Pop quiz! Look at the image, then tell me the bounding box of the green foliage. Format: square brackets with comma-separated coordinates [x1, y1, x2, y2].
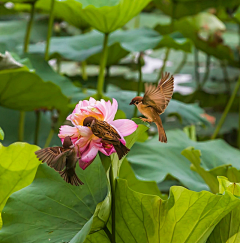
[86, 179, 240, 242]
[0, 156, 108, 242]
[0, 128, 4, 141]
[0, 142, 40, 228]
[207, 177, 240, 243]
[0, 53, 69, 114]
[128, 129, 240, 191]
[1, 0, 240, 241]
[154, 0, 240, 19]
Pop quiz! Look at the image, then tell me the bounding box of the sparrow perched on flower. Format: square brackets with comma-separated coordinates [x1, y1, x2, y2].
[130, 72, 174, 143]
[35, 136, 83, 186]
[83, 116, 130, 160]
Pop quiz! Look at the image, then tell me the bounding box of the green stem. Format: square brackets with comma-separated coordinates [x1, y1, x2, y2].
[134, 53, 143, 117]
[104, 66, 111, 93]
[220, 60, 231, 96]
[56, 56, 61, 74]
[201, 54, 211, 88]
[44, 129, 54, 148]
[18, 111, 25, 142]
[238, 96, 240, 148]
[97, 33, 109, 99]
[34, 110, 41, 145]
[109, 164, 116, 243]
[156, 48, 170, 85]
[173, 52, 188, 74]
[23, 2, 36, 53]
[81, 61, 88, 81]
[45, 0, 55, 60]
[212, 77, 240, 139]
[194, 47, 201, 90]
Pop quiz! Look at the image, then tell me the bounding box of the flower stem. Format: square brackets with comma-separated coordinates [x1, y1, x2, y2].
[23, 2, 36, 53]
[156, 48, 170, 85]
[44, 128, 54, 148]
[45, 0, 55, 60]
[220, 60, 231, 96]
[173, 52, 188, 75]
[81, 61, 88, 80]
[18, 111, 25, 142]
[134, 53, 143, 117]
[238, 96, 240, 148]
[34, 110, 41, 145]
[194, 47, 201, 90]
[109, 164, 116, 243]
[56, 56, 61, 74]
[212, 77, 240, 139]
[97, 33, 109, 99]
[201, 54, 211, 88]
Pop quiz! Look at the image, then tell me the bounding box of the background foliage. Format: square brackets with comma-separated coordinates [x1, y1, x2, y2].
[1, 0, 240, 242]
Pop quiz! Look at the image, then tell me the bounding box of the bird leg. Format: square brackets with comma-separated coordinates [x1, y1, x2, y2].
[140, 117, 153, 123]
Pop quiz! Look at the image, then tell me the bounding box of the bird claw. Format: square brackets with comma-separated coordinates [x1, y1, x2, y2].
[140, 117, 152, 123]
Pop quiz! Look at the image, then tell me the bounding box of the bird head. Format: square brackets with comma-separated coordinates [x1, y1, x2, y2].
[129, 96, 143, 105]
[83, 116, 97, 127]
[62, 136, 73, 149]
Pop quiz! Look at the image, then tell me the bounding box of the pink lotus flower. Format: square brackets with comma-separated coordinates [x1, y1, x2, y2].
[58, 98, 138, 170]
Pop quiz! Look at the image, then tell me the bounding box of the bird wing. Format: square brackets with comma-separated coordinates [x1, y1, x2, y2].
[91, 120, 121, 142]
[35, 147, 71, 171]
[143, 72, 174, 114]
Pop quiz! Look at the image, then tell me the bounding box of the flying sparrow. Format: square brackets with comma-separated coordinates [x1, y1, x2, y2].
[35, 136, 83, 186]
[83, 116, 130, 160]
[130, 72, 174, 142]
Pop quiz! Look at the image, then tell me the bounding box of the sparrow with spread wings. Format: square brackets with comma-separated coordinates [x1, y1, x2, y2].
[130, 72, 174, 143]
[35, 136, 83, 186]
[83, 116, 130, 160]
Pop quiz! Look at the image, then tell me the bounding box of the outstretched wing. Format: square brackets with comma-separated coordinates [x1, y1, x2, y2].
[35, 147, 61, 166]
[35, 147, 71, 171]
[143, 72, 174, 114]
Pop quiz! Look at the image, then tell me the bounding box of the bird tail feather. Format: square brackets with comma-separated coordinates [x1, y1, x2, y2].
[59, 169, 84, 186]
[155, 116, 167, 143]
[113, 143, 130, 160]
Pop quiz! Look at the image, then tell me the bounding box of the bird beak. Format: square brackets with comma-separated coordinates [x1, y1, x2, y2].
[129, 101, 134, 105]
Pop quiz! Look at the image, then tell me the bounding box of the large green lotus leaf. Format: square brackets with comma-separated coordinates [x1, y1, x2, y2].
[24, 53, 80, 99]
[0, 19, 48, 53]
[0, 142, 40, 228]
[76, 0, 151, 33]
[28, 28, 192, 64]
[16, 0, 150, 32]
[0, 63, 69, 113]
[207, 177, 240, 243]
[0, 155, 108, 242]
[85, 179, 240, 243]
[154, 0, 240, 19]
[127, 129, 240, 191]
[181, 147, 238, 194]
[119, 158, 162, 197]
[28, 28, 162, 64]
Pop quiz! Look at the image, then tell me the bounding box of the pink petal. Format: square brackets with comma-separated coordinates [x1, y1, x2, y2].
[58, 125, 79, 144]
[105, 98, 118, 122]
[110, 119, 138, 137]
[79, 141, 99, 170]
[76, 125, 92, 137]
